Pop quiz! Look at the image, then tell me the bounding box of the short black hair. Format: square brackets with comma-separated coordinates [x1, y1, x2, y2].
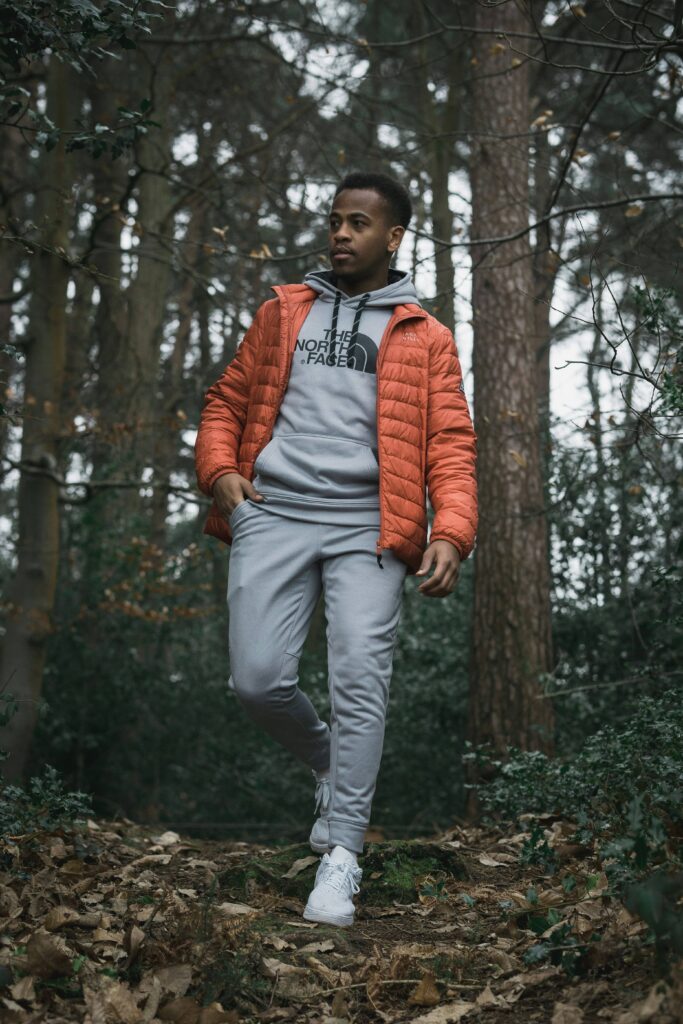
[333, 171, 413, 230]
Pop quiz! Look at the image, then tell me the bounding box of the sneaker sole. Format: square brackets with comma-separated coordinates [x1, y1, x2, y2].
[303, 904, 355, 927]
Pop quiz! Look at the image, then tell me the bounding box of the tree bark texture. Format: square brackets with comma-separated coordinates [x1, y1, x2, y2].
[0, 60, 71, 779]
[468, 1, 555, 762]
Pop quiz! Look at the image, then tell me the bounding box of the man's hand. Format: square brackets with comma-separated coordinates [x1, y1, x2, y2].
[415, 540, 461, 597]
[212, 472, 266, 521]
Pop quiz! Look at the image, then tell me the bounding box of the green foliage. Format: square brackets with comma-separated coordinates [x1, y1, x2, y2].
[0, 764, 93, 835]
[66, 99, 160, 158]
[0, 0, 159, 77]
[523, 922, 591, 977]
[660, 355, 683, 415]
[0, 0, 162, 148]
[631, 286, 683, 415]
[546, 284, 682, 754]
[466, 689, 683, 884]
[466, 690, 683, 973]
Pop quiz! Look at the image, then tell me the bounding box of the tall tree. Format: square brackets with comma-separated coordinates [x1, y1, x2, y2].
[467, 0, 555, 778]
[0, 60, 72, 778]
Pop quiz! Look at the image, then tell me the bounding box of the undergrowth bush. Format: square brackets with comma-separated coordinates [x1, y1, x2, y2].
[465, 688, 683, 884]
[465, 688, 683, 971]
[0, 764, 93, 836]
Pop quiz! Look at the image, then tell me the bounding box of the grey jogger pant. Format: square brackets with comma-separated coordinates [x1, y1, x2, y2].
[226, 497, 408, 854]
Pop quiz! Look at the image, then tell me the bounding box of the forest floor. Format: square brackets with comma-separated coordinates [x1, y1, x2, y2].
[0, 816, 681, 1024]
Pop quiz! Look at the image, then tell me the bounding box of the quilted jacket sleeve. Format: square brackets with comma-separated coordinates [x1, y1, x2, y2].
[194, 302, 266, 497]
[425, 324, 478, 560]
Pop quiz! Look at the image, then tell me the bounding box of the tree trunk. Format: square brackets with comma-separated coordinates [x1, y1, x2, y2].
[0, 60, 72, 779]
[90, 29, 174, 533]
[467, 2, 555, 795]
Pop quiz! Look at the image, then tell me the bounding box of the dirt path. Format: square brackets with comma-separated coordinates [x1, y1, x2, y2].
[0, 818, 680, 1023]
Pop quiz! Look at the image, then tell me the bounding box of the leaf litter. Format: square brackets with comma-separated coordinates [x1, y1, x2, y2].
[0, 816, 681, 1023]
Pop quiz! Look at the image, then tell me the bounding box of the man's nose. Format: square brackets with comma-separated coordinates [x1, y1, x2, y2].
[333, 222, 351, 241]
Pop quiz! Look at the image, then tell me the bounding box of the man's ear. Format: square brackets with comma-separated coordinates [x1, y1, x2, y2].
[387, 224, 406, 254]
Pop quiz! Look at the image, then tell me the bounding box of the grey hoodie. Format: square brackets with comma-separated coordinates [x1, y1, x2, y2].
[251, 267, 421, 526]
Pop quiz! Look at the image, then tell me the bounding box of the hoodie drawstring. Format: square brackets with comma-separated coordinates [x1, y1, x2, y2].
[350, 293, 371, 348]
[327, 291, 371, 366]
[327, 291, 342, 366]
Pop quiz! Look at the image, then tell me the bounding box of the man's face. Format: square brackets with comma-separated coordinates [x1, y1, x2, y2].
[327, 188, 404, 282]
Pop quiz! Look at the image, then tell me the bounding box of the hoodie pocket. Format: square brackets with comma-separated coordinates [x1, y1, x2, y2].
[254, 432, 379, 500]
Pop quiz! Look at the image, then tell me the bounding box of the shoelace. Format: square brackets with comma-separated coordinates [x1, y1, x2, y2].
[318, 857, 362, 895]
[313, 774, 330, 816]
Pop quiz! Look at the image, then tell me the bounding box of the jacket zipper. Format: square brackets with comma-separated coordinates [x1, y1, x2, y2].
[253, 299, 298, 465]
[374, 306, 427, 569]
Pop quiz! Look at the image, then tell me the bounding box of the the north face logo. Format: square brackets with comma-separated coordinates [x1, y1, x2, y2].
[295, 331, 378, 374]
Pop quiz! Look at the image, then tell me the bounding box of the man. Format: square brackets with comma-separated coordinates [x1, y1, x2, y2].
[194, 171, 477, 927]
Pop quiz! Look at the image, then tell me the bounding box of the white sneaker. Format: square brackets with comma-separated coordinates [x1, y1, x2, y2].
[309, 769, 331, 854]
[303, 852, 363, 927]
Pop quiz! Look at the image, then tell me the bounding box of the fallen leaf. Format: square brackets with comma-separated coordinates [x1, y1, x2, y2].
[281, 855, 318, 879]
[298, 938, 335, 954]
[215, 901, 259, 917]
[261, 957, 305, 978]
[26, 931, 73, 979]
[158, 995, 201, 1024]
[104, 980, 144, 1024]
[552, 1003, 584, 1023]
[476, 983, 507, 1007]
[198, 1007, 239, 1024]
[140, 974, 162, 1021]
[93, 928, 125, 944]
[0, 886, 21, 918]
[9, 976, 36, 1002]
[408, 970, 441, 1007]
[49, 838, 68, 861]
[156, 966, 193, 996]
[613, 980, 671, 1023]
[478, 854, 507, 867]
[152, 831, 182, 847]
[330, 989, 349, 1019]
[60, 858, 87, 876]
[122, 854, 171, 876]
[124, 924, 146, 963]
[43, 909, 81, 933]
[264, 935, 293, 951]
[410, 1000, 475, 1023]
[260, 958, 319, 999]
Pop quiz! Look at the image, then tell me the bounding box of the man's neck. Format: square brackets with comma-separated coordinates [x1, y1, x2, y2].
[333, 266, 392, 297]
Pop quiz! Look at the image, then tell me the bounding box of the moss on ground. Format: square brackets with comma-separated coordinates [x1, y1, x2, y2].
[218, 839, 467, 908]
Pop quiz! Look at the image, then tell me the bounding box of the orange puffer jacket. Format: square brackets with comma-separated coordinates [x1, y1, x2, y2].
[195, 283, 478, 575]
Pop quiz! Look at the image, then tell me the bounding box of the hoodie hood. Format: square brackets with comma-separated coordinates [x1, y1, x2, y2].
[303, 267, 420, 308]
[303, 268, 420, 363]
